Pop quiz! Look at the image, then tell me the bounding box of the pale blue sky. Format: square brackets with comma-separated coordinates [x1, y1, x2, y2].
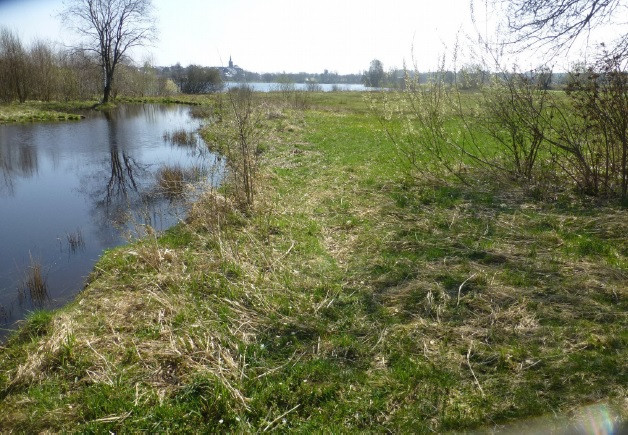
[0, 0, 480, 72]
[0, 0, 623, 73]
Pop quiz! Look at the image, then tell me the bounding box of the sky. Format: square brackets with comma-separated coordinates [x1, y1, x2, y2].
[0, 0, 624, 73]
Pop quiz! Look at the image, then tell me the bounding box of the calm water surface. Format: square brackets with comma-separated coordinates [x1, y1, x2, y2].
[0, 104, 219, 336]
[224, 82, 372, 92]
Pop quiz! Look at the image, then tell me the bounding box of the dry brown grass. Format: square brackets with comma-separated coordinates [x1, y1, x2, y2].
[162, 129, 198, 147]
[2, 170, 296, 426]
[156, 165, 198, 198]
[8, 222, 261, 410]
[17, 257, 49, 307]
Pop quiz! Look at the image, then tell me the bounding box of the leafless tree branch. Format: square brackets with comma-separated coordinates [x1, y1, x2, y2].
[492, 0, 627, 55]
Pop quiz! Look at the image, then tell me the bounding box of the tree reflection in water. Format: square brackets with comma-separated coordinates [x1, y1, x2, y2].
[0, 141, 39, 196]
[105, 144, 140, 206]
[87, 110, 151, 242]
[0, 147, 13, 196]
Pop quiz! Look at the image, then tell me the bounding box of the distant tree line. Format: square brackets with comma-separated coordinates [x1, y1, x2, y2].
[0, 27, 172, 103]
[158, 65, 370, 88]
[364, 59, 565, 90]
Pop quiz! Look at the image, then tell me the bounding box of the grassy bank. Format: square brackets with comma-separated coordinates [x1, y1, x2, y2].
[0, 101, 102, 123]
[0, 97, 212, 124]
[0, 93, 626, 431]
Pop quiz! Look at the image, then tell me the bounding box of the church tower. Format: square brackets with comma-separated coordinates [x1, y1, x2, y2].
[229, 56, 233, 68]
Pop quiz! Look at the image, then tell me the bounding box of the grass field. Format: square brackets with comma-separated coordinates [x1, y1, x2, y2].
[0, 92, 626, 431]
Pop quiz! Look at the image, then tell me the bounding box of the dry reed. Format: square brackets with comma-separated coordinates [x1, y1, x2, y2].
[66, 228, 85, 253]
[163, 129, 198, 147]
[17, 256, 49, 307]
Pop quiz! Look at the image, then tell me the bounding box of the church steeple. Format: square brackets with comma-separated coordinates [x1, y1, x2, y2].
[228, 56, 233, 68]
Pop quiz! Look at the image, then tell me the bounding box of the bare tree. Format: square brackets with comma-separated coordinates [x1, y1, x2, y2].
[62, 0, 156, 103]
[0, 28, 31, 103]
[30, 40, 59, 101]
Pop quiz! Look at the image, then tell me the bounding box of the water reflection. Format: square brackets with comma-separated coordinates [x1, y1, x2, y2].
[105, 146, 140, 204]
[101, 112, 143, 210]
[0, 105, 221, 338]
[85, 139, 145, 247]
[0, 141, 39, 196]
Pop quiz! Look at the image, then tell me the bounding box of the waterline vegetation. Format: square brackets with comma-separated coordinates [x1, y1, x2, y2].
[16, 256, 49, 307]
[155, 165, 191, 199]
[162, 129, 198, 147]
[66, 228, 86, 254]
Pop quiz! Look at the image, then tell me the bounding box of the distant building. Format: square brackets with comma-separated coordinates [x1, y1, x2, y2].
[217, 56, 243, 80]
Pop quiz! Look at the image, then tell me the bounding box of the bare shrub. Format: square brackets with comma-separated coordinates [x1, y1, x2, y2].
[478, 69, 553, 180]
[29, 40, 59, 102]
[375, 60, 463, 181]
[57, 48, 101, 101]
[275, 75, 295, 98]
[272, 76, 310, 110]
[0, 28, 31, 103]
[306, 81, 322, 92]
[546, 54, 628, 199]
[204, 87, 265, 211]
[291, 90, 310, 110]
[379, 47, 627, 202]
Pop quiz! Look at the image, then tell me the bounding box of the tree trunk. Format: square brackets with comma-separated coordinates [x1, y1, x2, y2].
[102, 69, 113, 103]
[103, 80, 111, 103]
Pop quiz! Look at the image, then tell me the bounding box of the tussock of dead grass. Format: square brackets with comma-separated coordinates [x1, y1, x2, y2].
[10, 313, 77, 386]
[156, 165, 200, 199]
[162, 129, 198, 147]
[17, 257, 49, 307]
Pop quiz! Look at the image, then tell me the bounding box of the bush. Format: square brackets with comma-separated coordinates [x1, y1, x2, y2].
[550, 55, 628, 199]
[379, 50, 627, 202]
[204, 87, 266, 211]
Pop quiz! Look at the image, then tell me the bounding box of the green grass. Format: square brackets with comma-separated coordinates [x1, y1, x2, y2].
[0, 102, 85, 123]
[0, 97, 210, 124]
[0, 92, 625, 431]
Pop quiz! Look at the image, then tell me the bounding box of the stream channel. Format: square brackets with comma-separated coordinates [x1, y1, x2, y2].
[0, 104, 220, 338]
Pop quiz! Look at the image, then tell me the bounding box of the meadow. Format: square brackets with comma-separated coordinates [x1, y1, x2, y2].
[0, 90, 625, 431]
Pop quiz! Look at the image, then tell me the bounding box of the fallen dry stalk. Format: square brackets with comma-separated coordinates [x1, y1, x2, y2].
[457, 273, 478, 306]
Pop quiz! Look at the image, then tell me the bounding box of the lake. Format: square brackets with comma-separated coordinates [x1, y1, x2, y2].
[224, 82, 372, 92]
[0, 104, 220, 337]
